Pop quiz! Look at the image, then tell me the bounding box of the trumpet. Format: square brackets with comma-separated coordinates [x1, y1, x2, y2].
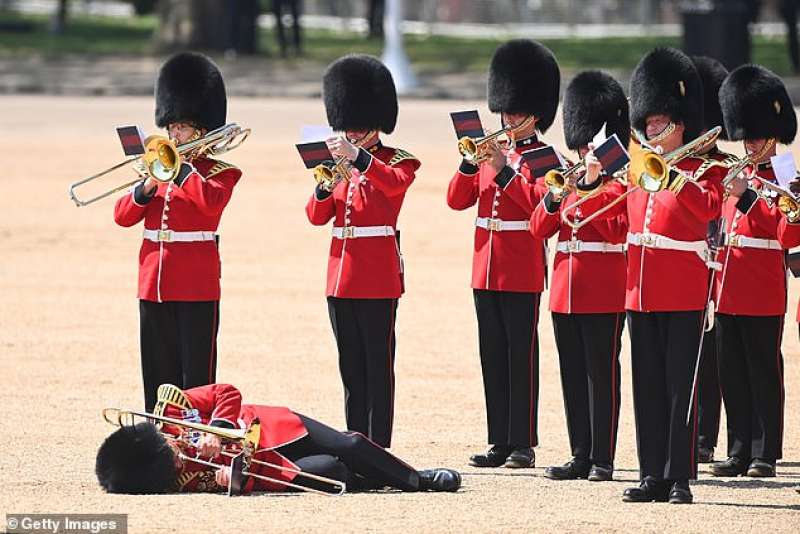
[544, 160, 585, 197]
[560, 127, 722, 230]
[69, 123, 250, 207]
[102, 407, 346, 496]
[313, 156, 353, 192]
[458, 116, 536, 164]
[720, 139, 776, 199]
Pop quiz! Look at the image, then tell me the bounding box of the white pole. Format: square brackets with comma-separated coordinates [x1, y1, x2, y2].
[381, 0, 418, 94]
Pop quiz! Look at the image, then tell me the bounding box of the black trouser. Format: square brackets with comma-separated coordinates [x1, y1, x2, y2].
[327, 297, 398, 448]
[716, 313, 785, 462]
[277, 414, 419, 492]
[139, 300, 220, 412]
[552, 312, 624, 466]
[473, 290, 540, 447]
[697, 326, 721, 450]
[628, 310, 703, 481]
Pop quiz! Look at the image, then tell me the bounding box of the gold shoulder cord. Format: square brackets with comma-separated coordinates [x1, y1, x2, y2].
[206, 160, 237, 179]
[153, 384, 194, 418]
[388, 149, 417, 166]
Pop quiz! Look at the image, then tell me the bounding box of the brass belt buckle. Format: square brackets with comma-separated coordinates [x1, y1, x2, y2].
[640, 233, 656, 247]
[342, 226, 355, 239]
[728, 234, 741, 247]
[158, 230, 172, 242]
[567, 240, 581, 253]
[487, 218, 502, 232]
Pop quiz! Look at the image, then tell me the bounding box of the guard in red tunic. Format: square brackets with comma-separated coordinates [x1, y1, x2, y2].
[113, 53, 241, 412]
[690, 55, 737, 465]
[447, 40, 560, 469]
[532, 70, 628, 482]
[579, 48, 726, 504]
[708, 65, 795, 479]
[305, 55, 420, 448]
[95, 383, 460, 494]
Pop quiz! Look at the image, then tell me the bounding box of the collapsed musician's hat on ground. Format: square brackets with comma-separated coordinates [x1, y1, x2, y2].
[96, 422, 177, 494]
[488, 39, 560, 133]
[720, 64, 797, 144]
[155, 52, 227, 132]
[691, 55, 730, 140]
[563, 70, 629, 150]
[323, 54, 398, 134]
[630, 47, 704, 142]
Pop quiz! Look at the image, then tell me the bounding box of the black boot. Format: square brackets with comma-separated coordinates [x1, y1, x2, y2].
[746, 459, 776, 478]
[622, 477, 669, 503]
[418, 469, 462, 492]
[504, 447, 535, 468]
[710, 456, 748, 477]
[544, 457, 590, 480]
[668, 480, 693, 504]
[698, 446, 715, 463]
[588, 463, 614, 482]
[469, 445, 510, 468]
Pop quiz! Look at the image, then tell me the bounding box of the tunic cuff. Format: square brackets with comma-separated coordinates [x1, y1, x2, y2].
[459, 159, 480, 175]
[353, 148, 372, 172]
[735, 188, 758, 215]
[543, 192, 562, 214]
[494, 166, 515, 189]
[133, 181, 155, 205]
[209, 419, 236, 429]
[315, 184, 333, 200]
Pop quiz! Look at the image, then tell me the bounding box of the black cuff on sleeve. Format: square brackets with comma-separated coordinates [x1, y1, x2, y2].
[315, 184, 333, 200]
[736, 188, 758, 214]
[353, 148, 372, 172]
[133, 181, 155, 205]
[543, 191, 562, 213]
[576, 174, 604, 193]
[459, 159, 480, 175]
[494, 166, 515, 189]
[209, 419, 236, 429]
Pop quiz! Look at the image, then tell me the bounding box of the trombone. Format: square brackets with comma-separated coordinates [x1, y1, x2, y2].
[751, 176, 800, 222]
[560, 126, 722, 230]
[457, 116, 536, 164]
[102, 407, 346, 496]
[69, 123, 250, 207]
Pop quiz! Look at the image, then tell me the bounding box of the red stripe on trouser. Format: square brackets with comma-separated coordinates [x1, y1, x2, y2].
[529, 300, 539, 444]
[609, 313, 621, 460]
[688, 313, 704, 477]
[776, 319, 785, 455]
[208, 304, 218, 383]
[387, 303, 396, 441]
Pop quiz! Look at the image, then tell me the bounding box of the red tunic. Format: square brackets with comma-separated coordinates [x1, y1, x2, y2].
[447, 139, 550, 293]
[530, 179, 628, 314]
[113, 157, 241, 302]
[305, 145, 419, 299]
[161, 384, 308, 493]
[715, 166, 788, 316]
[579, 157, 726, 311]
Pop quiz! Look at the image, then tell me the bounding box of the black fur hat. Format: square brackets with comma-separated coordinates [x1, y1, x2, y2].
[488, 39, 560, 133]
[323, 54, 398, 134]
[155, 52, 227, 132]
[720, 64, 797, 144]
[96, 423, 177, 494]
[630, 47, 704, 142]
[691, 55, 729, 140]
[563, 70, 629, 150]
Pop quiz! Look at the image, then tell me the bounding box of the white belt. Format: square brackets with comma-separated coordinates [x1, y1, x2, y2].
[627, 232, 707, 253]
[332, 225, 395, 239]
[557, 240, 625, 253]
[143, 229, 217, 243]
[725, 234, 782, 250]
[475, 217, 530, 232]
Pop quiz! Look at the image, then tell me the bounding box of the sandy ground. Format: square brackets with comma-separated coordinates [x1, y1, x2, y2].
[1, 95, 799, 533]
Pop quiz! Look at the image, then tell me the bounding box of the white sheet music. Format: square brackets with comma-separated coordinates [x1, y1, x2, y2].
[300, 125, 334, 143]
[771, 152, 797, 188]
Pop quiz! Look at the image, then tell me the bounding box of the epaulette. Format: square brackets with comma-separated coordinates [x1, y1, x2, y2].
[153, 384, 193, 417]
[175, 471, 199, 492]
[206, 160, 239, 178]
[693, 158, 727, 179]
[387, 148, 418, 166]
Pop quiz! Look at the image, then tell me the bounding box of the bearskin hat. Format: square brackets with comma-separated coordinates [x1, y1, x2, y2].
[720, 64, 797, 144]
[323, 54, 398, 134]
[630, 47, 704, 142]
[96, 423, 177, 494]
[563, 70, 629, 150]
[155, 52, 227, 132]
[488, 39, 560, 133]
[691, 55, 729, 140]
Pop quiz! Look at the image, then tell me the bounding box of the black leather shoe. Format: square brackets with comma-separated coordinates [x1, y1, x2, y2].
[622, 478, 669, 503]
[698, 446, 715, 463]
[710, 456, 748, 477]
[469, 445, 511, 468]
[668, 480, 693, 504]
[544, 458, 590, 480]
[746, 459, 776, 478]
[588, 463, 614, 482]
[504, 447, 535, 468]
[418, 469, 462, 492]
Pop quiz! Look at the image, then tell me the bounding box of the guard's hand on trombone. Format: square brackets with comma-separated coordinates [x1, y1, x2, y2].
[326, 136, 359, 162]
[197, 433, 223, 458]
[725, 171, 749, 199]
[583, 143, 602, 186]
[215, 465, 232, 487]
[133, 161, 159, 196]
